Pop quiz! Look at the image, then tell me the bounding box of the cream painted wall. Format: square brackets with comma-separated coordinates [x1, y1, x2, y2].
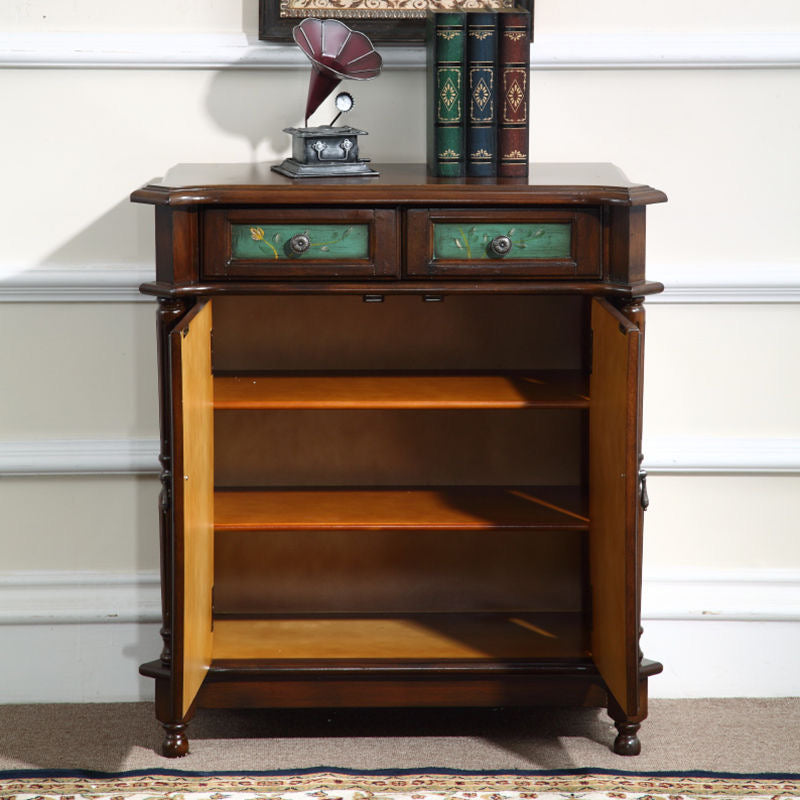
[645, 304, 800, 439]
[2, 68, 800, 271]
[4, 0, 261, 33]
[1, 0, 799, 700]
[0, 304, 156, 438]
[0, 477, 160, 571]
[645, 475, 800, 569]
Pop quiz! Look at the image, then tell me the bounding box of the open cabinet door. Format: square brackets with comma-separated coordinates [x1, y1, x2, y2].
[170, 299, 215, 718]
[589, 297, 642, 717]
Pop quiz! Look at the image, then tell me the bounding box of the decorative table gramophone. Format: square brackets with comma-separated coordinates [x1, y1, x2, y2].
[272, 18, 383, 178]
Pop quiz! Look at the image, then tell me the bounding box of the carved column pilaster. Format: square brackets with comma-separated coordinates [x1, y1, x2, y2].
[156, 296, 191, 666]
[619, 296, 647, 667]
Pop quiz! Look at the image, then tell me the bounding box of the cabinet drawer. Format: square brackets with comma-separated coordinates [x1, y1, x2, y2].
[406, 208, 602, 279]
[203, 208, 398, 279]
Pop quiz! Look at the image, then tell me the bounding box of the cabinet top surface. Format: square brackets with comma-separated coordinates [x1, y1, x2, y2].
[131, 162, 667, 207]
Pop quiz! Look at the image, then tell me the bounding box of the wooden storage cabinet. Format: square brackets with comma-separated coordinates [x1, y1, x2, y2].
[132, 163, 665, 758]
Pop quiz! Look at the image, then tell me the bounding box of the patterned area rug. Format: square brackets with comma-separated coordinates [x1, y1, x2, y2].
[1, 769, 799, 800]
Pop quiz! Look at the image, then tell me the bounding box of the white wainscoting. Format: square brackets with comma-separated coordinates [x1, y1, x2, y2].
[0, 568, 798, 701]
[2, 31, 800, 71]
[0, 622, 162, 703]
[0, 572, 163, 703]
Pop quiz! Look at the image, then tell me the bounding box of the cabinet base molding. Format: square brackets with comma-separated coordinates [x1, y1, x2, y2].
[142, 658, 662, 757]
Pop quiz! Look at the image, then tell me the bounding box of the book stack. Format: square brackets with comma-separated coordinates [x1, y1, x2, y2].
[426, 7, 532, 178]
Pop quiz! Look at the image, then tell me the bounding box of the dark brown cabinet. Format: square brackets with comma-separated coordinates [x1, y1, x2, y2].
[132, 163, 666, 758]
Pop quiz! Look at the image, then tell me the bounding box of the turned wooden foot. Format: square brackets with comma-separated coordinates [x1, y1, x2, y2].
[162, 722, 189, 758]
[607, 679, 650, 756]
[612, 720, 641, 755]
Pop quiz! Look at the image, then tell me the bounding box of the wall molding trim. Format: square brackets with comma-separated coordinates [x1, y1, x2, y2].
[0, 439, 160, 475]
[2, 31, 799, 71]
[2, 567, 797, 626]
[648, 262, 800, 304]
[645, 435, 800, 475]
[642, 567, 800, 622]
[2, 263, 799, 303]
[0, 570, 161, 625]
[2, 436, 798, 477]
[0, 267, 154, 302]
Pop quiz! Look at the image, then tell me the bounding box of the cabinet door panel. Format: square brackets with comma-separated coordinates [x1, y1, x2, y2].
[589, 298, 641, 716]
[170, 299, 215, 717]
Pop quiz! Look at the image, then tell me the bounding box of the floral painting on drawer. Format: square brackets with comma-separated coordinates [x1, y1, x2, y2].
[233, 224, 370, 261]
[433, 222, 571, 261]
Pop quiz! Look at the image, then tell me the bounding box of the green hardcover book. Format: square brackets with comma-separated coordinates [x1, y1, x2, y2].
[426, 11, 467, 177]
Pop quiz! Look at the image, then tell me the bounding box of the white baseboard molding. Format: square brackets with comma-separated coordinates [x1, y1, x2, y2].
[1, 568, 798, 701]
[2, 31, 799, 70]
[3, 618, 797, 700]
[3, 436, 798, 476]
[0, 622, 161, 703]
[642, 619, 800, 698]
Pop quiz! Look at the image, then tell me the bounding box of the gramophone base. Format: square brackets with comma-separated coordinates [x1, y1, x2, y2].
[271, 158, 379, 179]
[272, 125, 380, 179]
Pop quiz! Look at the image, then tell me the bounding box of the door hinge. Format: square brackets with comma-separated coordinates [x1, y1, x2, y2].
[211, 585, 215, 632]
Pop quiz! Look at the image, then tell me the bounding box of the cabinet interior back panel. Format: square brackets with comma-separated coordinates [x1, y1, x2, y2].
[211, 295, 587, 373]
[214, 528, 585, 615]
[214, 409, 585, 487]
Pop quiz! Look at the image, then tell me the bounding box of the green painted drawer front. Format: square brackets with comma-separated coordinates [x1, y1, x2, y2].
[232, 224, 369, 261]
[433, 222, 571, 261]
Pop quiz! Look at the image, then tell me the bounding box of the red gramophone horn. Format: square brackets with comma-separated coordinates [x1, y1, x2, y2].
[292, 18, 382, 125]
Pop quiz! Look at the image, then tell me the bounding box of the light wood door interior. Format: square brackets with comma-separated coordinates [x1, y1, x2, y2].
[171, 299, 215, 717]
[588, 297, 641, 716]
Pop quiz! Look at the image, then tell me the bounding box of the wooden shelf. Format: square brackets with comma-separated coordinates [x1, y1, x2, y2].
[214, 371, 589, 410]
[211, 612, 588, 662]
[214, 486, 589, 532]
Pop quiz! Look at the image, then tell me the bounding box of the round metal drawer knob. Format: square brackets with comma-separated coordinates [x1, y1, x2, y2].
[287, 233, 311, 255]
[488, 235, 512, 257]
